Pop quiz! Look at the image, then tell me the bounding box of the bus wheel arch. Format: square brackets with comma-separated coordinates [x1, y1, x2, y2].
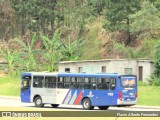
[33, 95, 44, 107]
[82, 97, 94, 110]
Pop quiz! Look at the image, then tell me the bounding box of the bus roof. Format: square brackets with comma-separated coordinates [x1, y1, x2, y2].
[57, 73, 119, 78]
[21, 72, 58, 77]
[21, 72, 120, 78]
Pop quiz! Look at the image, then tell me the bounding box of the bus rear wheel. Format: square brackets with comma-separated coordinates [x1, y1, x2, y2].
[51, 104, 59, 108]
[34, 96, 44, 107]
[82, 98, 94, 110]
[98, 106, 109, 110]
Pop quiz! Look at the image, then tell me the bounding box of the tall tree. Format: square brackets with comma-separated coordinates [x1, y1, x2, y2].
[130, 1, 160, 39]
[104, 0, 141, 45]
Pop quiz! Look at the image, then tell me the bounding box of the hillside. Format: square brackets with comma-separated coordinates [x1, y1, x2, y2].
[0, 0, 160, 75]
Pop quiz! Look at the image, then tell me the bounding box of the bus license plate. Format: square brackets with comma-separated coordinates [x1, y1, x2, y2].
[127, 98, 130, 101]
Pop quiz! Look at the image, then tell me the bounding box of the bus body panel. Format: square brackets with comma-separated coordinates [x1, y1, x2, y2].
[20, 88, 31, 102]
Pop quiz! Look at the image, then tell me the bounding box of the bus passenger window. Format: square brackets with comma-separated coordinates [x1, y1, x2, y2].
[110, 78, 116, 90]
[84, 78, 96, 89]
[45, 76, 56, 88]
[58, 77, 70, 89]
[33, 76, 44, 88]
[70, 77, 83, 89]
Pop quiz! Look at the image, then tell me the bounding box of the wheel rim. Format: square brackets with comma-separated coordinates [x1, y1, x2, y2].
[84, 100, 89, 108]
[36, 99, 42, 105]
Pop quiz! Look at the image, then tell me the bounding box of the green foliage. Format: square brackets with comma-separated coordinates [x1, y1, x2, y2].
[153, 40, 160, 81]
[40, 30, 62, 71]
[113, 42, 139, 58]
[104, 0, 141, 32]
[113, 40, 159, 59]
[104, 0, 141, 45]
[138, 81, 149, 86]
[0, 48, 19, 76]
[148, 40, 160, 86]
[61, 36, 84, 61]
[130, 1, 160, 39]
[16, 33, 41, 71]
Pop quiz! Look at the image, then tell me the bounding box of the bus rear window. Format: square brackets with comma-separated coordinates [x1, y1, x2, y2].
[121, 76, 136, 88]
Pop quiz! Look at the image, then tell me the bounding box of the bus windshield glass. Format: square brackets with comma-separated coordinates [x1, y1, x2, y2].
[22, 76, 31, 89]
[121, 76, 136, 88]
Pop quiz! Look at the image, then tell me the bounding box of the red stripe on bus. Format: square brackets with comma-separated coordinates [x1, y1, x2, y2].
[74, 91, 82, 105]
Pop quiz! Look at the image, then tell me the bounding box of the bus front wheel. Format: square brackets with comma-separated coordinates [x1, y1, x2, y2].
[82, 98, 94, 110]
[34, 96, 44, 107]
[98, 106, 109, 110]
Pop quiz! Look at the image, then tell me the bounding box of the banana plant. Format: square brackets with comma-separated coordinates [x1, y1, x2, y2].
[16, 33, 42, 71]
[61, 36, 84, 61]
[0, 48, 19, 77]
[40, 30, 63, 72]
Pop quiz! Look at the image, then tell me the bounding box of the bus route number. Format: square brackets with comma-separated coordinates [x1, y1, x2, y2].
[108, 93, 113, 96]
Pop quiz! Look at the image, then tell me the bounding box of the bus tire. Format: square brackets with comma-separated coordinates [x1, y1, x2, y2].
[82, 98, 94, 110]
[51, 104, 59, 108]
[34, 96, 44, 107]
[98, 106, 109, 110]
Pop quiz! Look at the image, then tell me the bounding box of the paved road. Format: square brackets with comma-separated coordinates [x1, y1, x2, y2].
[0, 96, 159, 111]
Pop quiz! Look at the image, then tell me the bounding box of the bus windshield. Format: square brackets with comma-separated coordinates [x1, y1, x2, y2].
[121, 76, 136, 88]
[21, 76, 31, 90]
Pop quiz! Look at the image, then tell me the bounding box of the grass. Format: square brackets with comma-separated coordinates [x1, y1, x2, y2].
[137, 86, 160, 106]
[0, 76, 160, 106]
[0, 77, 20, 96]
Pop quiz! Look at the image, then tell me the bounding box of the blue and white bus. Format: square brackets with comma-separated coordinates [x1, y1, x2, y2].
[20, 72, 137, 110]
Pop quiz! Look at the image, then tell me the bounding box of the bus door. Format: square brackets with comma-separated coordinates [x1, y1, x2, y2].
[21, 74, 31, 102]
[119, 75, 137, 104]
[43, 76, 57, 103]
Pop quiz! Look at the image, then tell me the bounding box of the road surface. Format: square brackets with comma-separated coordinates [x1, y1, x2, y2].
[0, 96, 159, 111]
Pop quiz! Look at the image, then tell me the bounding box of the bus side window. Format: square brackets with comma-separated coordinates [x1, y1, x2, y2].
[58, 77, 63, 88]
[110, 78, 116, 90]
[45, 76, 56, 88]
[33, 76, 44, 88]
[97, 78, 110, 90]
[84, 78, 96, 89]
[58, 77, 70, 89]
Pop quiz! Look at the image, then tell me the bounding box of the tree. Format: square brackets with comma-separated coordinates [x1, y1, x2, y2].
[104, 0, 141, 45]
[154, 41, 160, 79]
[10, 0, 58, 37]
[130, 1, 160, 39]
